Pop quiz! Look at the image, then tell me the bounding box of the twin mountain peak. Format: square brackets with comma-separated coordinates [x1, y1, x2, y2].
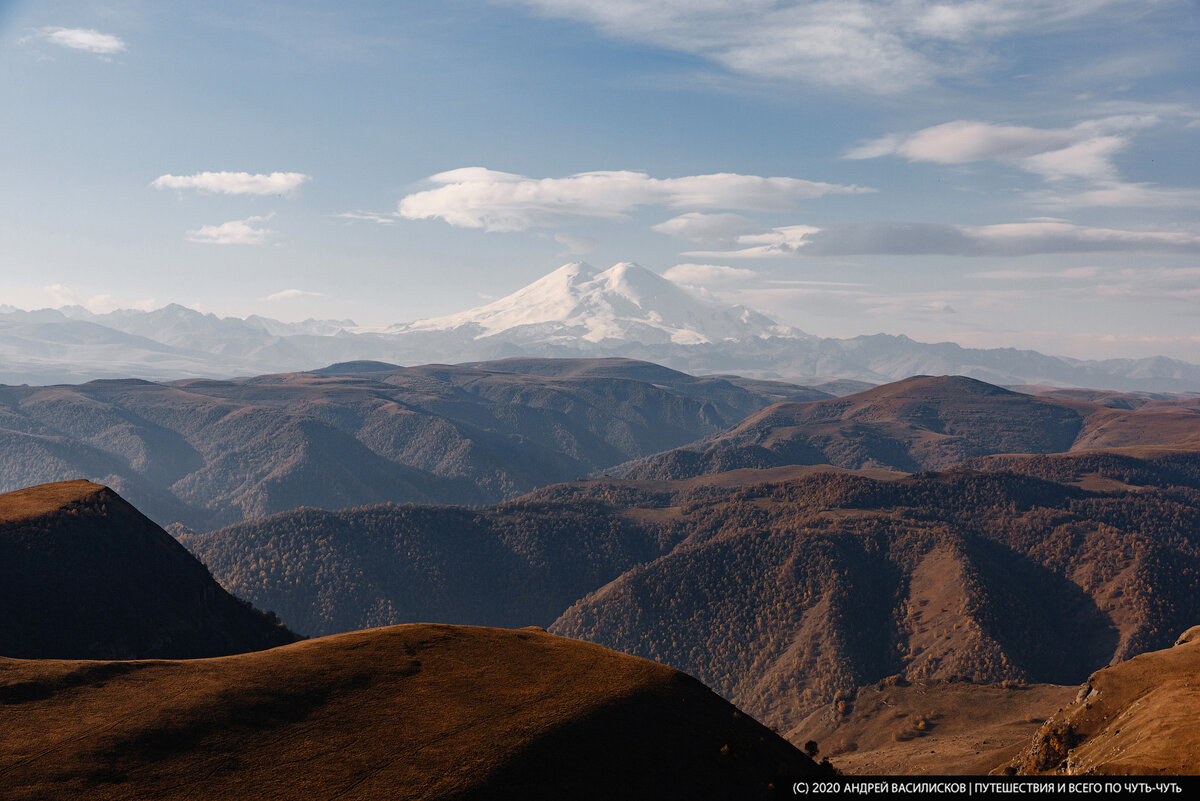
[391, 261, 801, 345]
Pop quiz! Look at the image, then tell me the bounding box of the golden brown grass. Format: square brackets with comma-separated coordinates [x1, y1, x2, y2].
[1009, 637, 1200, 775]
[0, 479, 102, 525]
[793, 679, 1076, 776]
[0, 624, 819, 800]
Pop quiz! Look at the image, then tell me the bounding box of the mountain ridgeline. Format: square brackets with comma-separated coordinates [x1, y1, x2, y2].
[0, 624, 824, 799]
[6, 262, 1200, 390]
[5, 365, 1200, 534]
[621, 375, 1200, 479]
[180, 500, 671, 637]
[183, 448, 1200, 741]
[6, 360, 1200, 781]
[0, 358, 829, 530]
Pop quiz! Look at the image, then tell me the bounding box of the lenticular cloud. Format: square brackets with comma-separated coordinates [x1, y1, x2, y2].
[397, 167, 871, 232]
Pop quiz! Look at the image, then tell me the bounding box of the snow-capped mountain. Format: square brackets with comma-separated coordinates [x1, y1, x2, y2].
[392, 262, 801, 346]
[4, 262, 1200, 391]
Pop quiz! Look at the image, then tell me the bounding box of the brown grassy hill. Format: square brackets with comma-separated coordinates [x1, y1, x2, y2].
[459, 356, 834, 404]
[182, 466, 909, 637]
[1011, 384, 1200, 410]
[0, 624, 823, 800]
[549, 470, 1200, 738]
[0, 480, 297, 659]
[1009, 634, 1200, 775]
[621, 375, 1200, 480]
[180, 500, 671, 637]
[963, 449, 1200, 493]
[0, 358, 820, 529]
[183, 464, 1200, 746]
[795, 677, 1076, 775]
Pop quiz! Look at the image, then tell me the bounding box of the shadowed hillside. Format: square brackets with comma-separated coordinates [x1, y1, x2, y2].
[1009, 633, 1200, 775]
[0, 358, 825, 529]
[180, 500, 674, 637]
[0, 480, 297, 659]
[621, 375, 1200, 480]
[963, 449, 1200, 492]
[0, 624, 823, 800]
[546, 468, 1200, 736]
[185, 464, 1200, 741]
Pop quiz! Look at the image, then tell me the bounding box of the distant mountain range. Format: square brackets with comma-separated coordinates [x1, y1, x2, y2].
[7, 390, 1200, 778]
[4, 361, 1198, 532]
[0, 358, 827, 529]
[5, 360, 1198, 532]
[621, 375, 1200, 479]
[6, 262, 1200, 390]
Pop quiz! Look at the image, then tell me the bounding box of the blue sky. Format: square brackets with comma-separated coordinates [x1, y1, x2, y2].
[1, 0, 1198, 359]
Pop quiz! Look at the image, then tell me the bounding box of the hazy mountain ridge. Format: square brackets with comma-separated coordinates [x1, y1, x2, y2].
[5, 263, 1200, 390]
[5, 364, 1199, 532]
[620, 375, 1200, 480]
[0, 359, 823, 529]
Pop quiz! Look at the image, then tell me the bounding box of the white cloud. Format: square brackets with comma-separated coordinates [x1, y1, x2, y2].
[504, 1, 1146, 93]
[42, 284, 122, 312]
[686, 221, 1200, 258]
[398, 167, 870, 232]
[690, 225, 821, 258]
[265, 289, 323, 302]
[1029, 182, 1200, 208]
[39, 27, 126, 55]
[663, 263, 758, 284]
[652, 212, 760, 246]
[186, 215, 274, 245]
[43, 283, 80, 307]
[336, 210, 396, 224]
[844, 115, 1200, 207]
[845, 116, 1157, 181]
[554, 232, 599, 256]
[1018, 136, 1125, 182]
[152, 171, 311, 196]
[976, 266, 1101, 280]
[846, 120, 1077, 163]
[966, 222, 1200, 255]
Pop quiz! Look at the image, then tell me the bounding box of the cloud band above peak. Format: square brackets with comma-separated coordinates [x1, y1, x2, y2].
[685, 221, 1200, 259]
[398, 167, 872, 232]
